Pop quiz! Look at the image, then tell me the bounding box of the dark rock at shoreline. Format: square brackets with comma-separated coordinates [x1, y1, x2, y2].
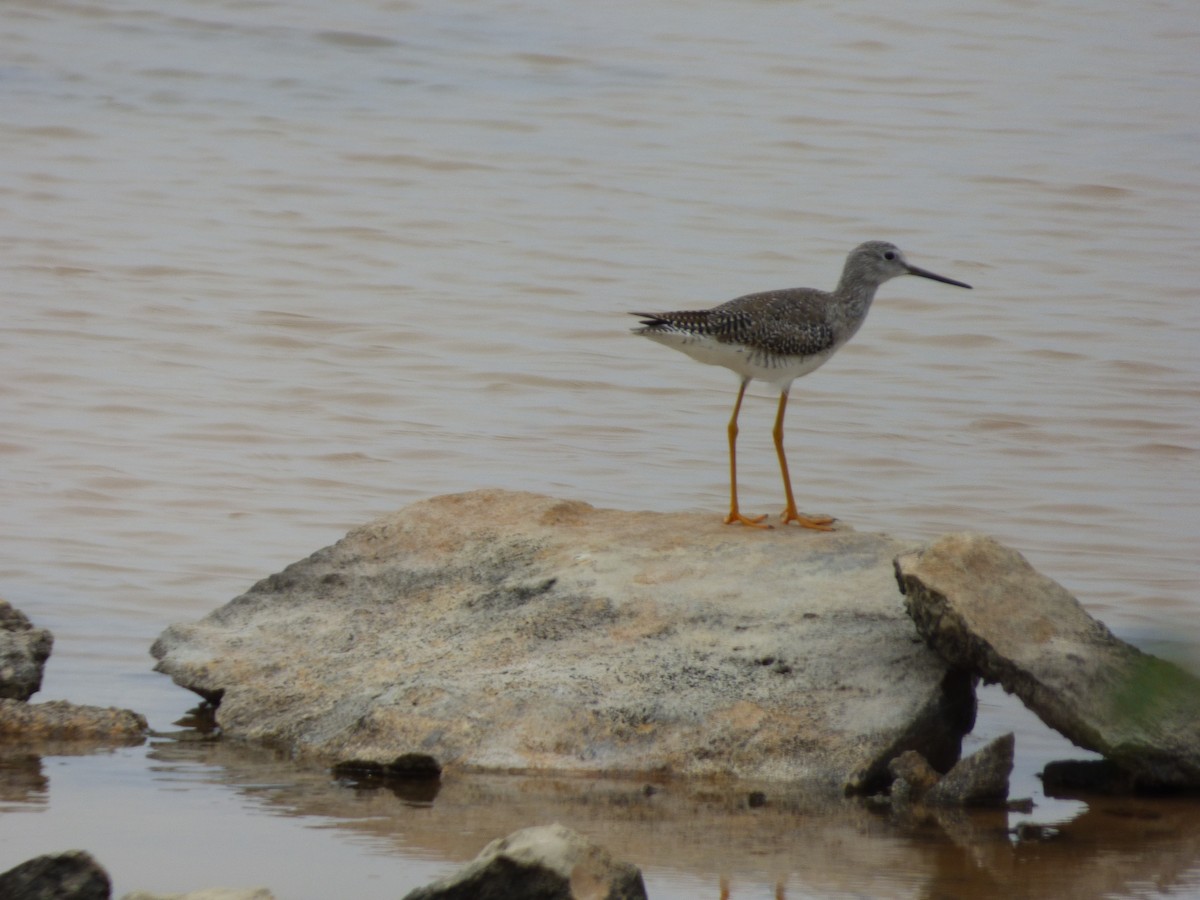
[1041, 759, 1137, 796]
[0, 849, 110, 900]
[401, 823, 646, 900]
[896, 533, 1200, 791]
[0, 598, 53, 701]
[333, 752, 442, 782]
[152, 490, 972, 793]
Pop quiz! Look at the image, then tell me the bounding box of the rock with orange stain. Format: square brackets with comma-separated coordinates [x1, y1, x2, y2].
[0, 698, 146, 743]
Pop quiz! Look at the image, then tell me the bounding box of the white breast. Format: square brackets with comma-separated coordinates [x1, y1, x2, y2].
[640, 331, 837, 390]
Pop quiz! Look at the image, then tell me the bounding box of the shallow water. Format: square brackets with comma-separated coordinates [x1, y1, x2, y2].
[2, 0, 1199, 896]
[4, 738, 1200, 900]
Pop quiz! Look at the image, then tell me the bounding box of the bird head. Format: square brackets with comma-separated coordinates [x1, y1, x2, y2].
[847, 241, 972, 290]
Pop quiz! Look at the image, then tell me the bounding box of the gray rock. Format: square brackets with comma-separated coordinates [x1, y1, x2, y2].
[0, 598, 53, 701]
[0, 699, 147, 743]
[0, 849, 110, 900]
[885, 734, 1012, 808]
[401, 823, 646, 900]
[924, 732, 1013, 807]
[896, 532, 1200, 791]
[153, 489, 972, 793]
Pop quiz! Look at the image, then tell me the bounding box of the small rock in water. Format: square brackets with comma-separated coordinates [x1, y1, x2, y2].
[924, 733, 1013, 807]
[387, 752, 443, 779]
[332, 753, 443, 803]
[401, 822, 646, 900]
[0, 598, 147, 746]
[0, 698, 147, 743]
[0, 849, 110, 900]
[0, 598, 54, 701]
[885, 734, 1012, 808]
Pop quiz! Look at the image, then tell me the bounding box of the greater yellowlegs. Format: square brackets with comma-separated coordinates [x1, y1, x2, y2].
[631, 241, 972, 529]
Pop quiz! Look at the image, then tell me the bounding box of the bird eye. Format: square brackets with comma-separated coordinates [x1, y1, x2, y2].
[883, 250, 896, 260]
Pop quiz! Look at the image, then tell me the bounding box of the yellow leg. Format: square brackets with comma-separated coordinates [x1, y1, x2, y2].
[773, 390, 835, 530]
[724, 380, 769, 528]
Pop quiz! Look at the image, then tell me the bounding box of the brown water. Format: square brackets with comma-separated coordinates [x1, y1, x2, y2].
[2, 0, 1199, 896]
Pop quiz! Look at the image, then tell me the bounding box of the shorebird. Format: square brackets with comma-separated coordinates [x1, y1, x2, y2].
[631, 241, 971, 529]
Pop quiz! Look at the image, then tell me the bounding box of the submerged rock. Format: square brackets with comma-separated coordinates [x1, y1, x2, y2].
[896, 533, 1200, 791]
[0, 849, 110, 900]
[401, 823, 646, 900]
[0, 598, 53, 701]
[153, 489, 973, 793]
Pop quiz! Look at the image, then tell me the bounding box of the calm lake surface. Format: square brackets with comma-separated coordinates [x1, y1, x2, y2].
[2, 0, 1198, 896]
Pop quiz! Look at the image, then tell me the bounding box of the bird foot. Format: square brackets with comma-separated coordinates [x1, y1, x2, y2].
[724, 510, 772, 529]
[780, 508, 836, 531]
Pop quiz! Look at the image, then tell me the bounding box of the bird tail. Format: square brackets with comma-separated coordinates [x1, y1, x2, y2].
[629, 312, 670, 332]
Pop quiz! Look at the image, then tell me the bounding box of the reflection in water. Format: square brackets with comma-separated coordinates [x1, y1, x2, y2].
[0, 740, 151, 812]
[338, 773, 442, 808]
[0, 751, 48, 810]
[331, 756, 443, 807]
[134, 738, 1200, 899]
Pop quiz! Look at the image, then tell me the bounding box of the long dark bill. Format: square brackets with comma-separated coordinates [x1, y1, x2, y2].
[907, 264, 972, 289]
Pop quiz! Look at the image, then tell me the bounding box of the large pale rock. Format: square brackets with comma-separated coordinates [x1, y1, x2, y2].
[896, 532, 1200, 790]
[401, 823, 646, 900]
[0, 599, 53, 701]
[153, 490, 972, 792]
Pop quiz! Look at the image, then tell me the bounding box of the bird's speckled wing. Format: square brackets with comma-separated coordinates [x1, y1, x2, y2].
[632, 288, 836, 359]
